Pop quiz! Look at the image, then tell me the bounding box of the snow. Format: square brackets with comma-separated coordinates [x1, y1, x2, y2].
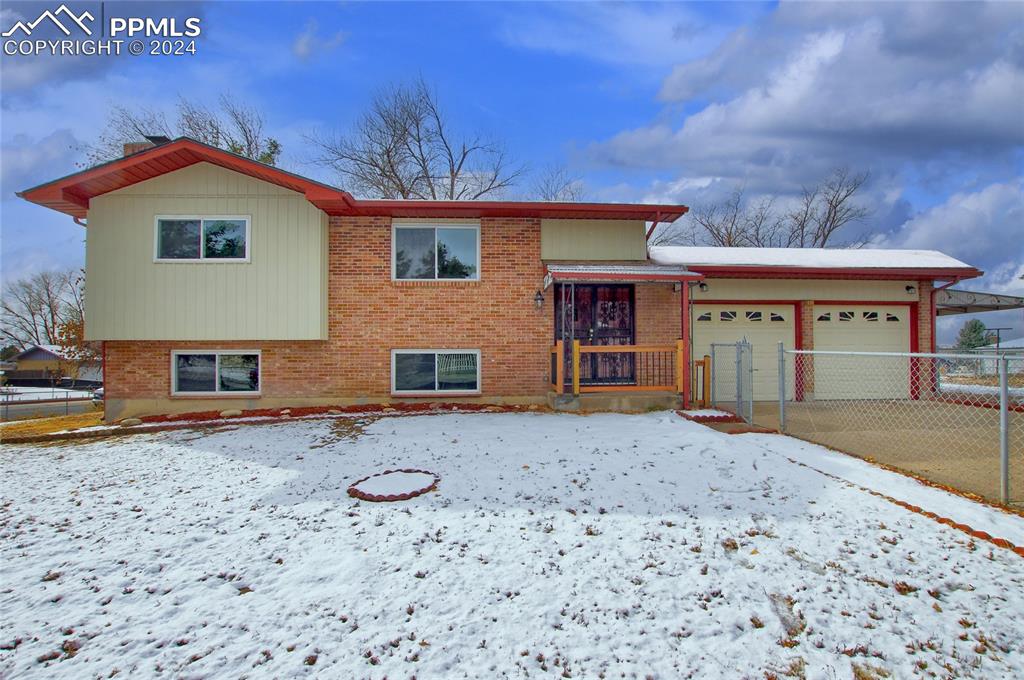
[680, 408, 736, 418]
[938, 382, 1024, 398]
[650, 245, 975, 271]
[0, 387, 93, 403]
[351, 470, 437, 497]
[2, 412, 1022, 678]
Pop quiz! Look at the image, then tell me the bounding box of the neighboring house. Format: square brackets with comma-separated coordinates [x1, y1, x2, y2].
[7, 344, 103, 386]
[19, 137, 984, 420]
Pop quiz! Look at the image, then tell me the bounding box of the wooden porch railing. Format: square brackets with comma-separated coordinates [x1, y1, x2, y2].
[550, 340, 686, 395]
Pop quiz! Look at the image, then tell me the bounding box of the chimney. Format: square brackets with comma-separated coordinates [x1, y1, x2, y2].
[122, 135, 172, 157]
[123, 141, 154, 157]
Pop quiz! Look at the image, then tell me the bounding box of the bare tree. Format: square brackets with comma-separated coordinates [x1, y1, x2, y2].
[1, 270, 79, 347]
[658, 169, 871, 248]
[530, 164, 586, 202]
[308, 78, 523, 200]
[87, 95, 282, 165]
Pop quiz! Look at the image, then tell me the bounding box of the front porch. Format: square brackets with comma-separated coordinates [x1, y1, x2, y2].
[543, 263, 707, 411]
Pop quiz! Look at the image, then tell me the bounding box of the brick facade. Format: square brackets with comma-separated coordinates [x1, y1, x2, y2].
[105, 216, 556, 417]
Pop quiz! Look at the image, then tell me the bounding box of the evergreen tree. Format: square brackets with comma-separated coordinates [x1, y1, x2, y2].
[954, 319, 989, 349]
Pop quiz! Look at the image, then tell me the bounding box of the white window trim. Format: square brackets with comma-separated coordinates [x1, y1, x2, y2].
[391, 223, 481, 281]
[391, 349, 482, 395]
[170, 349, 261, 397]
[155, 215, 252, 263]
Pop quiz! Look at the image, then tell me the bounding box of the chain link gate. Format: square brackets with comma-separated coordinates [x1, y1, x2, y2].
[709, 340, 754, 423]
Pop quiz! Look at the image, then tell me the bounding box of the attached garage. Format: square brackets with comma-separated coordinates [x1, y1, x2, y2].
[812, 305, 912, 399]
[692, 304, 796, 401]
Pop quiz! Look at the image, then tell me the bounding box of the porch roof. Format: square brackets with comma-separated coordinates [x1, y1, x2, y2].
[543, 264, 702, 288]
[934, 288, 1024, 316]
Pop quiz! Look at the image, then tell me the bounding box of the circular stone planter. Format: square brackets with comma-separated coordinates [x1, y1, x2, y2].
[347, 469, 440, 502]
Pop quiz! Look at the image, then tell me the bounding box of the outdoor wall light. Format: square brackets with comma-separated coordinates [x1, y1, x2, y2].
[698, 282, 709, 292]
[534, 290, 545, 309]
[905, 285, 917, 295]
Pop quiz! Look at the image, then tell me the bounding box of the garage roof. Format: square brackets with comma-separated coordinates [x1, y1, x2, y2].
[18, 137, 689, 223]
[650, 246, 981, 280]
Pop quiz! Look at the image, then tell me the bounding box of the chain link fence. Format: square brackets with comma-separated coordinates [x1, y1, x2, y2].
[776, 347, 1023, 506]
[710, 341, 753, 422]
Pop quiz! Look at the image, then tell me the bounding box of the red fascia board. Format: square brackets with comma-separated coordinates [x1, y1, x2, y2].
[550, 272, 703, 283]
[348, 200, 688, 222]
[691, 265, 982, 281]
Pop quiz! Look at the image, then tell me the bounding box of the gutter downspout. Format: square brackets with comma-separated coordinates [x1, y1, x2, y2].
[931, 277, 964, 353]
[73, 217, 87, 227]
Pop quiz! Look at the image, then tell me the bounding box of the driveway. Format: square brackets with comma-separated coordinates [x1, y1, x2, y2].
[2, 412, 1022, 678]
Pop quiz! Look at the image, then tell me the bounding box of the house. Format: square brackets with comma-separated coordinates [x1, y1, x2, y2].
[18, 137, 986, 420]
[7, 344, 103, 386]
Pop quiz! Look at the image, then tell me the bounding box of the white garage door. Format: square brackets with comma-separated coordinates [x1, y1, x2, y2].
[693, 305, 795, 401]
[813, 305, 911, 399]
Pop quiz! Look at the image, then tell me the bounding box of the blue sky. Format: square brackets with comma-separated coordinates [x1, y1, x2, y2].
[1, 1, 1022, 342]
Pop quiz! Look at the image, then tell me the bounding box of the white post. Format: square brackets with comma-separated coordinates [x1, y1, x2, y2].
[734, 343, 743, 421]
[710, 345, 717, 406]
[999, 355, 1009, 504]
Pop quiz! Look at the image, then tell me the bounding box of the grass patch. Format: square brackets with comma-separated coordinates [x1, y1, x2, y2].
[0, 411, 104, 439]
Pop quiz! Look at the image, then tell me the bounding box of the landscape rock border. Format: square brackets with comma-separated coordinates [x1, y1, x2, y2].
[347, 468, 440, 502]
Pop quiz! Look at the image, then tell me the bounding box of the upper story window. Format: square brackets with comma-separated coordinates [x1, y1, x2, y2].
[156, 216, 250, 262]
[393, 224, 479, 280]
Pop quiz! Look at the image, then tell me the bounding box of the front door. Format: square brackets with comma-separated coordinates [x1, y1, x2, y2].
[554, 284, 636, 385]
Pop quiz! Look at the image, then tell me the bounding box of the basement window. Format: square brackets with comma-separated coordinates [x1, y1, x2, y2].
[172, 351, 260, 395]
[393, 224, 479, 280]
[392, 350, 480, 394]
[156, 216, 250, 261]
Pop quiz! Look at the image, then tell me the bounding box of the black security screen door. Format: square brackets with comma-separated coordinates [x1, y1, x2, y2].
[554, 284, 636, 385]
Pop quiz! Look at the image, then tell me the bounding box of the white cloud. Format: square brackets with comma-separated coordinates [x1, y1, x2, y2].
[292, 19, 346, 61]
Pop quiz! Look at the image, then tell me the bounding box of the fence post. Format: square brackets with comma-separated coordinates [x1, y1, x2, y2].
[778, 342, 786, 432]
[571, 340, 581, 396]
[999, 355, 1009, 504]
[702, 355, 711, 408]
[734, 343, 742, 420]
[675, 340, 685, 396]
[747, 343, 754, 424]
[710, 345, 717, 406]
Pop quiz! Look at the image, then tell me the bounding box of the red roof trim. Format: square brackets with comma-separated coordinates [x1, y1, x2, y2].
[692, 265, 982, 281]
[18, 137, 688, 223]
[549, 271, 704, 283]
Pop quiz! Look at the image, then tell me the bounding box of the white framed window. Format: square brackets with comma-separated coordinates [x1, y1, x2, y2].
[720, 310, 737, 321]
[838, 311, 855, 322]
[770, 312, 786, 322]
[391, 349, 481, 394]
[171, 350, 260, 396]
[817, 312, 831, 322]
[696, 312, 712, 322]
[155, 215, 251, 262]
[886, 312, 901, 322]
[863, 311, 879, 322]
[392, 224, 480, 280]
[745, 310, 763, 322]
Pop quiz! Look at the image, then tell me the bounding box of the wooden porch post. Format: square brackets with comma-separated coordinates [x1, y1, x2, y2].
[680, 282, 691, 408]
[702, 355, 712, 408]
[571, 339, 581, 396]
[555, 340, 565, 394]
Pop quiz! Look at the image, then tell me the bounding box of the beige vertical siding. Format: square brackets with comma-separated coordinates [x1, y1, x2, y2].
[84, 162, 327, 340]
[693, 278, 917, 301]
[541, 219, 647, 260]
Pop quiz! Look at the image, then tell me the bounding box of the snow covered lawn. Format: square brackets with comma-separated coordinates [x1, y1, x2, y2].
[2, 412, 1023, 678]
